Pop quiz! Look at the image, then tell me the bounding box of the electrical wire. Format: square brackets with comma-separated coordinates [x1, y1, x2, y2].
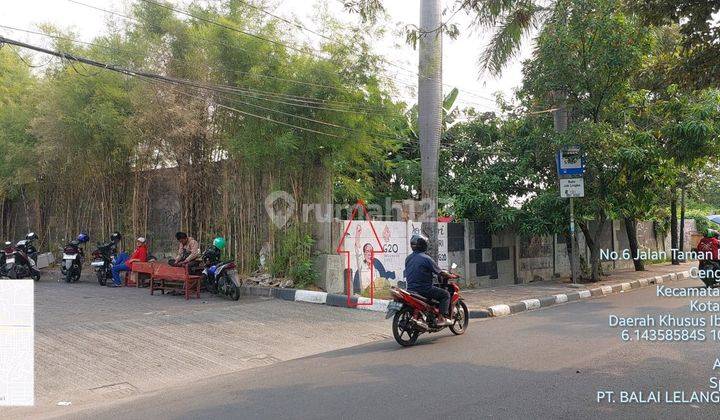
[0, 24, 401, 114]
[1, 35, 420, 142]
[0, 35, 349, 138]
[67, 0, 501, 107]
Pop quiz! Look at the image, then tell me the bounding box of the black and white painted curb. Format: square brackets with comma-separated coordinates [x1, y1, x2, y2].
[240, 270, 692, 317]
[239, 285, 391, 312]
[485, 271, 692, 318]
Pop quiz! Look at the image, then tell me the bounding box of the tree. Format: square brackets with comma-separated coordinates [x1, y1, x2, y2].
[631, 0, 720, 89]
[0, 0, 408, 276]
[0, 46, 38, 239]
[515, 0, 651, 279]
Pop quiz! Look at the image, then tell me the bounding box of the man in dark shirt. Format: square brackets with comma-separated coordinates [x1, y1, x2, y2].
[404, 234, 453, 326]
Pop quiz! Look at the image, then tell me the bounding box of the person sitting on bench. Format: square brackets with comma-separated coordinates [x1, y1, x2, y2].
[170, 232, 201, 272]
[110, 237, 148, 287]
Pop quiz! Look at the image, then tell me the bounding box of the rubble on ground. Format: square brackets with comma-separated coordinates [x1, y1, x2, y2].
[242, 270, 294, 288]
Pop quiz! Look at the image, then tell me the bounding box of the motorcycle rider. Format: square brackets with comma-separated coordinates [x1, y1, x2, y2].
[202, 237, 225, 267]
[404, 234, 454, 327]
[697, 229, 720, 286]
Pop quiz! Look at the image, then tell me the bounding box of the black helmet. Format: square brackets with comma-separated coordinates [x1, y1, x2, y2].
[110, 231, 122, 242]
[410, 234, 429, 253]
[26, 232, 38, 241]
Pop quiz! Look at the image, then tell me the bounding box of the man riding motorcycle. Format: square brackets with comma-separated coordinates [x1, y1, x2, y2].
[403, 234, 455, 326]
[697, 228, 720, 287]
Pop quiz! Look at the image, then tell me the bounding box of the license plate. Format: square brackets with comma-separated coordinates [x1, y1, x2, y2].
[385, 301, 403, 319]
[63, 254, 77, 260]
[6, 257, 14, 265]
[91, 261, 104, 267]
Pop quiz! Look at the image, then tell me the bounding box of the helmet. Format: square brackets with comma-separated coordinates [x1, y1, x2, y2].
[77, 233, 89, 243]
[706, 229, 719, 238]
[110, 231, 122, 242]
[213, 237, 226, 250]
[26, 232, 38, 241]
[410, 234, 429, 253]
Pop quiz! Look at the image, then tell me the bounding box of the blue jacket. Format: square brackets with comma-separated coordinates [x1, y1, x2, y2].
[403, 251, 442, 292]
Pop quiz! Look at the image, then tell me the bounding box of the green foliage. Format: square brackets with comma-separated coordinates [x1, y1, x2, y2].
[0, 47, 38, 198]
[631, 0, 720, 89]
[0, 1, 407, 272]
[269, 226, 318, 287]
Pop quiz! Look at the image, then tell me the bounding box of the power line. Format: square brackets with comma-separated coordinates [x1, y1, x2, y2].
[1, 35, 423, 143]
[0, 35, 353, 139]
[2, 34, 552, 152]
[146, 76, 405, 141]
[62, 2, 422, 107]
[0, 24, 402, 114]
[68, 0, 500, 107]
[228, 0, 501, 105]
[234, 0, 335, 43]
[136, 0, 327, 59]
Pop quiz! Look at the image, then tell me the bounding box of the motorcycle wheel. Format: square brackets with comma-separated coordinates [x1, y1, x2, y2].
[222, 273, 240, 301]
[230, 283, 240, 301]
[97, 270, 107, 286]
[392, 307, 419, 347]
[449, 300, 469, 335]
[65, 270, 73, 283]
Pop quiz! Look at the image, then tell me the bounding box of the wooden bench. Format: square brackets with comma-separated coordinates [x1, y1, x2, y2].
[125, 261, 155, 288]
[150, 263, 202, 300]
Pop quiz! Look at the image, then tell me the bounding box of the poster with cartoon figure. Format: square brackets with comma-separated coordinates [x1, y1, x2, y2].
[341, 221, 406, 297]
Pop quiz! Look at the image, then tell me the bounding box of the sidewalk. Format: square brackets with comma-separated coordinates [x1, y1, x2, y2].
[462, 261, 695, 317]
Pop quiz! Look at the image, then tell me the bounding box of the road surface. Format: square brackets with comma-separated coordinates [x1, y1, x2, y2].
[52, 278, 720, 418]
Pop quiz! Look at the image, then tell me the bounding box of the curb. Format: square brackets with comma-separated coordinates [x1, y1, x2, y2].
[239, 270, 691, 317]
[239, 285, 389, 312]
[482, 271, 691, 319]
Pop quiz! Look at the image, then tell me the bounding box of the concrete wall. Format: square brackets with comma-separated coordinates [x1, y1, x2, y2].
[315, 218, 697, 291]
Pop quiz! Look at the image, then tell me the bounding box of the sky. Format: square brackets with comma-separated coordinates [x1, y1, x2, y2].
[1, 0, 534, 112]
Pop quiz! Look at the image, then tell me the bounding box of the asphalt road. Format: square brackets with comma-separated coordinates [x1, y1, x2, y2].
[66, 278, 720, 419]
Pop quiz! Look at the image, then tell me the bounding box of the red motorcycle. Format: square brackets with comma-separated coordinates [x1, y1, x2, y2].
[386, 263, 469, 346]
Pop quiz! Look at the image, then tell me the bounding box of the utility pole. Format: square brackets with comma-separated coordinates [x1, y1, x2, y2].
[418, 0, 442, 258]
[554, 102, 578, 284]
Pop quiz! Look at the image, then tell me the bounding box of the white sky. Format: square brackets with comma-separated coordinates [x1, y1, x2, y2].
[1, 0, 534, 112]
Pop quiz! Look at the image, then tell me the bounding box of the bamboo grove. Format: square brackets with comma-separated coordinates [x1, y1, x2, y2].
[0, 0, 406, 276]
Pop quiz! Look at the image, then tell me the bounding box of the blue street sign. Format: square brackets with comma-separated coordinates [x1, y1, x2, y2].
[556, 146, 585, 176]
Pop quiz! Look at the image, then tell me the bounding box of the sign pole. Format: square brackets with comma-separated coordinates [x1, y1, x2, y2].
[554, 98, 583, 285]
[570, 197, 577, 284]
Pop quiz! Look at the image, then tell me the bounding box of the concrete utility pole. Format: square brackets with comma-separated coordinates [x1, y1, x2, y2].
[418, 0, 442, 258]
[554, 103, 578, 284]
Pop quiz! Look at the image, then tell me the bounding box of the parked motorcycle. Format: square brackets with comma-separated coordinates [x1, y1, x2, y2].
[24, 232, 39, 263]
[60, 234, 89, 283]
[202, 238, 240, 300]
[7, 236, 41, 281]
[90, 232, 122, 286]
[386, 263, 469, 346]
